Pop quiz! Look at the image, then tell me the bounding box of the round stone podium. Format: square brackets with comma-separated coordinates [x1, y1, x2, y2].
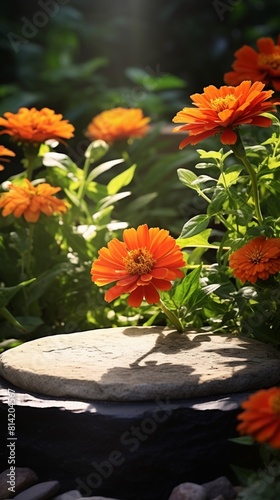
[0, 327, 280, 499]
[0, 326, 280, 400]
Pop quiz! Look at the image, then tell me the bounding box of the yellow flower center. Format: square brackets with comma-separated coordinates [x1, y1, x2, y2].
[249, 249, 264, 264]
[258, 52, 280, 71]
[271, 394, 280, 416]
[124, 248, 156, 275]
[210, 94, 236, 112]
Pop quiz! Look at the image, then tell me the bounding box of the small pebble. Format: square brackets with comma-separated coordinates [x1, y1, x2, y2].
[202, 476, 236, 500]
[52, 491, 82, 499]
[168, 482, 207, 500]
[0, 468, 38, 499]
[12, 480, 60, 500]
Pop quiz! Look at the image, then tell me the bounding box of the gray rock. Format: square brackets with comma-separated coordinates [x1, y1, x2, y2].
[0, 373, 254, 500]
[12, 480, 60, 499]
[0, 467, 38, 499]
[1, 327, 280, 401]
[202, 476, 236, 499]
[52, 491, 82, 499]
[168, 482, 207, 500]
[211, 497, 225, 500]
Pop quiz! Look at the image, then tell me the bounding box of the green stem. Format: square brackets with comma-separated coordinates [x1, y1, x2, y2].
[158, 299, 184, 333]
[231, 133, 263, 226]
[26, 156, 36, 181]
[23, 145, 40, 181]
[197, 187, 239, 234]
[77, 157, 91, 201]
[24, 223, 35, 278]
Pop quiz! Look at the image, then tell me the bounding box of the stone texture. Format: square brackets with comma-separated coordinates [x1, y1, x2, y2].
[0, 327, 280, 401]
[12, 481, 60, 499]
[0, 375, 258, 500]
[0, 467, 38, 499]
[168, 482, 207, 499]
[202, 476, 236, 499]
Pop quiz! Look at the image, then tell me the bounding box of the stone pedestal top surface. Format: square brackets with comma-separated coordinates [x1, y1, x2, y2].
[0, 326, 279, 401]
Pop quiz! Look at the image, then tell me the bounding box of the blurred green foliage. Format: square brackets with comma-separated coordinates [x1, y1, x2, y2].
[1, 0, 279, 131]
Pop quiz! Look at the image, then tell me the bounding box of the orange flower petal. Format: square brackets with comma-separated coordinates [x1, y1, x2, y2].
[0, 179, 68, 223]
[0, 107, 74, 144]
[229, 236, 280, 283]
[172, 80, 276, 148]
[85, 107, 150, 144]
[105, 285, 124, 303]
[224, 35, 280, 91]
[237, 387, 280, 449]
[91, 224, 185, 307]
[0, 145, 16, 170]
[144, 284, 160, 304]
[127, 287, 145, 307]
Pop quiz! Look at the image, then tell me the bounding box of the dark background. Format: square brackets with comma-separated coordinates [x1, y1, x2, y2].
[0, 0, 279, 182]
[1, 0, 279, 124]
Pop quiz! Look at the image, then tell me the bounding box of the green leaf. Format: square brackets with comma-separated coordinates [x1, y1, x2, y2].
[43, 152, 78, 173]
[172, 267, 202, 307]
[98, 191, 131, 210]
[60, 224, 88, 258]
[230, 465, 257, 487]
[84, 140, 109, 163]
[42, 57, 108, 83]
[218, 168, 241, 187]
[0, 279, 35, 309]
[192, 174, 217, 185]
[26, 263, 72, 306]
[143, 152, 194, 190]
[229, 436, 255, 445]
[177, 169, 198, 190]
[15, 316, 44, 333]
[180, 214, 210, 238]
[0, 307, 26, 332]
[196, 149, 224, 160]
[186, 283, 221, 312]
[125, 67, 186, 91]
[262, 179, 280, 194]
[123, 193, 158, 212]
[207, 187, 228, 215]
[177, 229, 218, 249]
[195, 162, 217, 170]
[85, 181, 108, 203]
[87, 158, 124, 182]
[0, 338, 23, 352]
[107, 164, 136, 195]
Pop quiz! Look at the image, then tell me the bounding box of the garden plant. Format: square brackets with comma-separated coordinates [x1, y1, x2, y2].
[0, 30, 280, 499]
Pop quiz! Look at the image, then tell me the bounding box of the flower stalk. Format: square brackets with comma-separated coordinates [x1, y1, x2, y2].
[231, 132, 264, 226]
[77, 156, 91, 201]
[158, 299, 184, 333]
[23, 145, 39, 181]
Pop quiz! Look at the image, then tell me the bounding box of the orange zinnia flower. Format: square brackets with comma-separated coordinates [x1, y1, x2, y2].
[0, 145, 15, 171]
[172, 81, 275, 148]
[237, 387, 280, 449]
[0, 107, 74, 145]
[85, 107, 150, 144]
[229, 236, 280, 284]
[224, 35, 280, 92]
[0, 179, 68, 223]
[91, 224, 185, 307]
